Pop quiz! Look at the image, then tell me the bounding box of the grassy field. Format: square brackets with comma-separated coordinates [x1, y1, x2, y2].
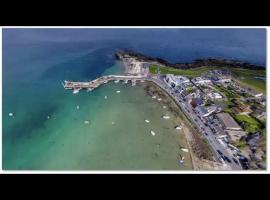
[149, 65, 219, 77]
[234, 114, 263, 133]
[230, 68, 266, 93]
[213, 85, 240, 99]
[149, 64, 266, 93]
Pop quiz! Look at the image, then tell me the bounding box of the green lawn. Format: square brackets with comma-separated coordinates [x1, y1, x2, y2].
[231, 68, 266, 93]
[234, 114, 262, 133]
[149, 65, 219, 77]
[213, 85, 240, 99]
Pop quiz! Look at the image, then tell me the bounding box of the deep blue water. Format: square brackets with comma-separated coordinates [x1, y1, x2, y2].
[2, 28, 266, 169]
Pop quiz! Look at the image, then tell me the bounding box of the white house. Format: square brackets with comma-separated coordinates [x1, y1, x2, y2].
[165, 74, 190, 88]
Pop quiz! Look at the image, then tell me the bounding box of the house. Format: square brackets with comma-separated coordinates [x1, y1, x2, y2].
[192, 77, 212, 85]
[233, 105, 253, 115]
[190, 98, 204, 108]
[226, 130, 246, 142]
[216, 112, 242, 131]
[165, 74, 190, 88]
[208, 92, 223, 100]
[196, 105, 217, 117]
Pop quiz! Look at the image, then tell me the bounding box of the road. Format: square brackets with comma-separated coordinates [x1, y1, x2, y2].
[148, 76, 243, 170]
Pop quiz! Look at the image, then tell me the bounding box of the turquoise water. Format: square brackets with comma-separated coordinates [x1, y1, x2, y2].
[3, 66, 192, 170]
[2, 28, 266, 170]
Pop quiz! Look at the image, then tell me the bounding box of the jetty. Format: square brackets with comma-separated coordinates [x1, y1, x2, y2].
[63, 75, 146, 91]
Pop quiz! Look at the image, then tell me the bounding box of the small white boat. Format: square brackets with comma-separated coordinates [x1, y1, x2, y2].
[116, 90, 121, 93]
[175, 125, 182, 130]
[152, 96, 156, 99]
[162, 115, 170, 119]
[87, 88, 93, 92]
[73, 88, 81, 94]
[181, 148, 189, 153]
[47, 115, 50, 119]
[150, 130, 156, 136]
[104, 96, 108, 99]
[111, 121, 115, 125]
[9, 112, 14, 117]
[114, 80, 120, 83]
[163, 106, 167, 109]
[157, 98, 162, 101]
[84, 120, 89, 124]
[145, 119, 150, 123]
[76, 105, 80, 110]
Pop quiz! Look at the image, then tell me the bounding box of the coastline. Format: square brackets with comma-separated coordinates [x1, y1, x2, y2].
[116, 50, 265, 70]
[139, 81, 225, 170]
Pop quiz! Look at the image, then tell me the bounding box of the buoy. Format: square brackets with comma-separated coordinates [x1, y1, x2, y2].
[9, 112, 14, 117]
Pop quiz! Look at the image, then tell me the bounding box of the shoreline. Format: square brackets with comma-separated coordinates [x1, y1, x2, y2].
[116, 50, 265, 70]
[139, 81, 225, 170]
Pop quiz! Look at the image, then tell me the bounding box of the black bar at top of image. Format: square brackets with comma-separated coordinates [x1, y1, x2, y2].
[0, 2, 269, 26]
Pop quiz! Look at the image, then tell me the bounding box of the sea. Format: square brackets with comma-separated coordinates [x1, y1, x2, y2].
[2, 28, 266, 170]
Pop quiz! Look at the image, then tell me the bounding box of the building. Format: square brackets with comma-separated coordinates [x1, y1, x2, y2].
[233, 105, 253, 115]
[226, 130, 246, 142]
[216, 112, 242, 131]
[192, 77, 212, 85]
[208, 92, 223, 100]
[196, 106, 217, 117]
[190, 98, 204, 108]
[165, 74, 190, 88]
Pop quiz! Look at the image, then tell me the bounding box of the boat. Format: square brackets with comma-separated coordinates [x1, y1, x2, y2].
[104, 96, 108, 99]
[163, 106, 167, 109]
[145, 119, 150, 123]
[162, 115, 170, 119]
[175, 125, 182, 130]
[73, 88, 81, 94]
[111, 121, 115, 125]
[8, 112, 14, 117]
[150, 130, 156, 136]
[76, 105, 80, 110]
[116, 90, 121, 93]
[47, 115, 50, 119]
[84, 120, 89, 124]
[157, 98, 162, 101]
[152, 96, 156, 99]
[181, 148, 189, 153]
[86, 88, 93, 92]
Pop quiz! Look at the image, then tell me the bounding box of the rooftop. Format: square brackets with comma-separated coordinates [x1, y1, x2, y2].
[216, 112, 242, 130]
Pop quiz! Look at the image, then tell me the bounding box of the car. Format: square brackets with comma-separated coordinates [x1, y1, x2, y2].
[232, 158, 239, 165]
[224, 156, 232, 163]
[204, 123, 208, 126]
[194, 119, 198, 122]
[217, 150, 223, 155]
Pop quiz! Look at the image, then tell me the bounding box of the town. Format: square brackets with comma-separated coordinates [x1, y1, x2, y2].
[64, 51, 266, 170]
